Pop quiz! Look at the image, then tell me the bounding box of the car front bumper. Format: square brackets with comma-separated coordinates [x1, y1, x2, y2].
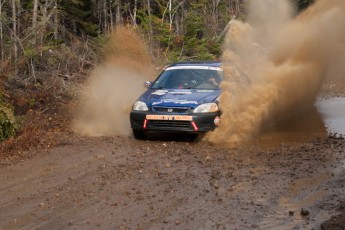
[130, 111, 220, 133]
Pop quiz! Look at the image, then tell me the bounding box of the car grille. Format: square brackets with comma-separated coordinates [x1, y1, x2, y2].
[152, 106, 190, 114]
[148, 120, 191, 129]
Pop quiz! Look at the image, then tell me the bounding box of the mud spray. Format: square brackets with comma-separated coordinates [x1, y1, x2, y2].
[207, 0, 345, 143]
[73, 27, 155, 136]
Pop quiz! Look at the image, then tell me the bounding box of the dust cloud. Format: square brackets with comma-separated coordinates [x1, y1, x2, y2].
[207, 0, 345, 143]
[73, 27, 155, 136]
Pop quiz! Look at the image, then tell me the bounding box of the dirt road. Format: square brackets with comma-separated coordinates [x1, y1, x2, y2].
[0, 130, 344, 229]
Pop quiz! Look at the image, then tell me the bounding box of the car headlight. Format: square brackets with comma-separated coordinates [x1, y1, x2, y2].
[132, 101, 149, 111]
[193, 103, 219, 113]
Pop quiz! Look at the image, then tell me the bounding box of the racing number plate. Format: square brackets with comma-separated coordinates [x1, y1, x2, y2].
[146, 115, 193, 121]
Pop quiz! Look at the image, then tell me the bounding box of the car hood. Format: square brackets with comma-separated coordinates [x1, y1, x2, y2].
[139, 89, 220, 108]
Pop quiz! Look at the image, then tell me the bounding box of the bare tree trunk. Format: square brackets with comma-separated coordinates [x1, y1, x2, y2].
[115, 0, 121, 26]
[30, 56, 36, 82]
[229, 0, 237, 17]
[211, 0, 220, 34]
[97, 0, 102, 32]
[128, 0, 137, 26]
[168, 0, 172, 31]
[235, 0, 240, 16]
[103, 0, 108, 33]
[174, 6, 180, 35]
[32, 0, 38, 46]
[109, 1, 113, 32]
[146, 0, 154, 57]
[171, 1, 184, 34]
[132, 0, 137, 26]
[162, 0, 180, 31]
[0, 0, 4, 62]
[12, 0, 18, 77]
[39, 0, 56, 55]
[40, 0, 48, 56]
[162, 1, 168, 24]
[31, 0, 39, 81]
[180, 1, 185, 34]
[53, 0, 58, 39]
[147, 0, 152, 33]
[32, 0, 38, 31]
[17, 0, 20, 39]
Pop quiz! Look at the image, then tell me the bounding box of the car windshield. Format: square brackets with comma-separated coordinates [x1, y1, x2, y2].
[151, 67, 222, 90]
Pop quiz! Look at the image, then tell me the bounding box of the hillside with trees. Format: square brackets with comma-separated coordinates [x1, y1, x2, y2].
[0, 0, 314, 151]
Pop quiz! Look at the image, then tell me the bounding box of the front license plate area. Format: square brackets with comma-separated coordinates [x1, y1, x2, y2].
[146, 115, 193, 121]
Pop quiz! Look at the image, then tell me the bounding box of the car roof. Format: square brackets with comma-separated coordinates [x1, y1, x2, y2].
[167, 61, 221, 68]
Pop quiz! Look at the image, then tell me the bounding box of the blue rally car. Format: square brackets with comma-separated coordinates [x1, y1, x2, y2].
[130, 61, 222, 139]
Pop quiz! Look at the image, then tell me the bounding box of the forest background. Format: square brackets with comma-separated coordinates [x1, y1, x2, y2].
[0, 0, 314, 151]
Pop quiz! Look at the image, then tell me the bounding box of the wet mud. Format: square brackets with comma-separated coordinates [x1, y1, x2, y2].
[0, 123, 344, 229]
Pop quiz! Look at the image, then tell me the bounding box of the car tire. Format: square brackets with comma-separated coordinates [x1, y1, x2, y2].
[132, 129, 146, 140]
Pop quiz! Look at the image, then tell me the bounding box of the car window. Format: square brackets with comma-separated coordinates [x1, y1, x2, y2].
[151, 68, 222, 90]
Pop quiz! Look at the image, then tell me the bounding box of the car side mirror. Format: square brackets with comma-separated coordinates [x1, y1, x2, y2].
[144, 81, 152, 88]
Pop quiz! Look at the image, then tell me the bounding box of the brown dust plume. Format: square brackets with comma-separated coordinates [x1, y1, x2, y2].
[207, 0, 345, 143]
[73, 27, 155, 136]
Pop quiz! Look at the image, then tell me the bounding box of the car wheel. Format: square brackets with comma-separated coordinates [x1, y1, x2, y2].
[132, 129, 146, 140]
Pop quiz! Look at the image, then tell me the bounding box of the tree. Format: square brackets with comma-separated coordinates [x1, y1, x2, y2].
[0, 0, 5, 62]
[12, 0, 18, 77]
[0, 0, 252, 81]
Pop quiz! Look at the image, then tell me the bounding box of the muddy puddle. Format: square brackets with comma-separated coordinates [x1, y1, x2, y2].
[261, 173, 334, 229]
[316, 97, 345, 138]
[238, 97, 345, 229]
[257, 97, 345, 146]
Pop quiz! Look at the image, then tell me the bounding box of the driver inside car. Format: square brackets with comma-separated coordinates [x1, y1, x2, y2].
[208, 75, 219, 87]
[176, 71, 196, 89]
